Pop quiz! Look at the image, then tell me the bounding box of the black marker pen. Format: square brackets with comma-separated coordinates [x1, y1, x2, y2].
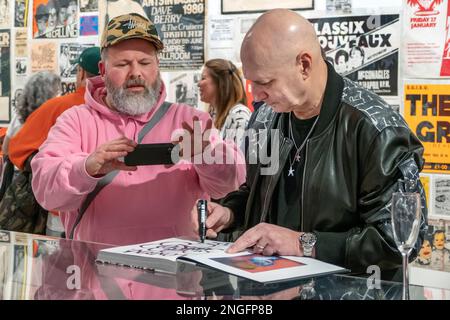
[197, 199, 207, 243]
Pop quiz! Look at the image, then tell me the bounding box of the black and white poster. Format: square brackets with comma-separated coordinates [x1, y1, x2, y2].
[60, 43, 94, 79]
[80, 0, 97, 12]
[309, 14, 400, 96]
[434, 176, 450, 218]
[14, 0, 28, 27]
[142, 0, 205, 70]
[0, 29, 10, 122]
[326, 0, 352, 13]
[15, 57, 27, 75]
[168, 71, 201, 109]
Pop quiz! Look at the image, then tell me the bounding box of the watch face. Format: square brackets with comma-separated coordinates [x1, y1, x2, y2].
[301, 233, 317, 246]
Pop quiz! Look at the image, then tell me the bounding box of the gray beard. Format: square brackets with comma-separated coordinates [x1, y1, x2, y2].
[106, 76, 162, 116]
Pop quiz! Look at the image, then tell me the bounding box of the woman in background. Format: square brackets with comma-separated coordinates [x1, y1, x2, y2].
[16, 71, 61, 123]
[198, 59, 251, 147]
[2, 71, 61, 156]
[197, 59, 250, 241]
[0, 71, 61, 235]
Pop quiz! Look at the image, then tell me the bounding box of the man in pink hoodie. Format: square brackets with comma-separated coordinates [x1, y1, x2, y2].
[31, 13, 246, 246]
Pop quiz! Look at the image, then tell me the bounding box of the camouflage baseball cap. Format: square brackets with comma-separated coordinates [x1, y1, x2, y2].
[101, 13, 164, 51]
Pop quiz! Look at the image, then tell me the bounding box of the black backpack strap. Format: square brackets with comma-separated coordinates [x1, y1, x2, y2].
[0, 156, 15, 201]
[68, 101, 172, 239]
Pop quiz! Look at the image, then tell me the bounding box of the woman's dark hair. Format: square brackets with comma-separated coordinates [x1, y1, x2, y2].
[16, 71, 61, 123]
[204, 59, 247, 130]
[335, 49, 349, 64]
[349, 46, 365, 59]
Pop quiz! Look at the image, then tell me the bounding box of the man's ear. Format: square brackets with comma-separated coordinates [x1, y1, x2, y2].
[99, 61, 106, 78]
[79, 67, 86, 81]
[296, 52, 313, 79]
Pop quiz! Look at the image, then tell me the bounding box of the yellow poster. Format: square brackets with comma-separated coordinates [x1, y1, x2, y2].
[419, 175, 430, 209]
[404, 83, 450, 173]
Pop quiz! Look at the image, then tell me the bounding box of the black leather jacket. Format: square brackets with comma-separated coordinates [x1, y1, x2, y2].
[222, 64, 428, 275]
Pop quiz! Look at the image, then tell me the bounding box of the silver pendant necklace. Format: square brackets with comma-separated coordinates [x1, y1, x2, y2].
[287, 112, 319, 177]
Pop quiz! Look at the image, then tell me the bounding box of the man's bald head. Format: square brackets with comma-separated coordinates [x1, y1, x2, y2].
[240, 9, 328, 118]
[241, 9, 322, 69]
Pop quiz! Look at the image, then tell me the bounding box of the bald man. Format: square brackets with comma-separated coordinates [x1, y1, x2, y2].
[195, 9, 428, 279]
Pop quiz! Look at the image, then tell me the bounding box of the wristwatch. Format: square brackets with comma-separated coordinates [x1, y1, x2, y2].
[299, 232, 317, 257]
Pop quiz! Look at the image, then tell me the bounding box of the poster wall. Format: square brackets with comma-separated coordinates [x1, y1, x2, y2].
[403, 0, 450, 77]
[309, 14, 400, 96]
[404, 82, 450, 173]
[221, 0, 313, 14]
[142, 0, 205, 70]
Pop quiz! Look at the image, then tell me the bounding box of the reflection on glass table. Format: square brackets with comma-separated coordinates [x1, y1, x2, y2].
[0, 230, 447, 300]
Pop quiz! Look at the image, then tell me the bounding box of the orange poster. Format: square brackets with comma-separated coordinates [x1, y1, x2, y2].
[32, 0, 79, 39]
[404, 83, 450, 173]
[420, 175, 430, 207]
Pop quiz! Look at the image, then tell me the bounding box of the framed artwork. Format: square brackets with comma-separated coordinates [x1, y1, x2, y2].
[221, 0, 314, 14]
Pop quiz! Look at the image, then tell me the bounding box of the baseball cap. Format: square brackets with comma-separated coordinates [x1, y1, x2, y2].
[100, 13, 164, 51]
[74, 46, 101, 75]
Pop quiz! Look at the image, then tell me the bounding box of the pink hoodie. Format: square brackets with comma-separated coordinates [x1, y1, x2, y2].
[31, 76, 246, 245]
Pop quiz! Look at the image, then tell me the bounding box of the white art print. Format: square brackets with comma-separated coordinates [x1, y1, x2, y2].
[434, 176, 450, 217]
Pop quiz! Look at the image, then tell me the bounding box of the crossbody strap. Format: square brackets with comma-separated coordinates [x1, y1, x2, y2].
[68, 101, 172, 239]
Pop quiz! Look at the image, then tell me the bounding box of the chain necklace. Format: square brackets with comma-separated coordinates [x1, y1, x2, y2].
[287, 112, 319, 177]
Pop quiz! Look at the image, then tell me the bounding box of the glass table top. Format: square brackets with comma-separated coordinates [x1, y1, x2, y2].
[0, 230, 447, 300]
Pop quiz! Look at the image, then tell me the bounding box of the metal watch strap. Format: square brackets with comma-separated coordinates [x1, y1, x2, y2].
[303, 245, 313, 257]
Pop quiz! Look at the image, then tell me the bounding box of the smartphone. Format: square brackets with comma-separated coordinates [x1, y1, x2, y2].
[124, 143, 178, 166]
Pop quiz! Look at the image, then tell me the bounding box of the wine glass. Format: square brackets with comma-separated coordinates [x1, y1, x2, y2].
[391, 192, 421, 300]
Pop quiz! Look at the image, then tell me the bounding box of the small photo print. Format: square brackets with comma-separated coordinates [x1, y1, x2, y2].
[80, 0, 98, 12]
[80, 15, 98, 36]
[211, 254, 304, 273]
[0, 230, 10, 242]
[15, 58, 27, 75]
[434, 176, 450, 217]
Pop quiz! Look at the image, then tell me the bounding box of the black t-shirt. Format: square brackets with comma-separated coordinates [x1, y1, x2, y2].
[270, 113, 318, 230]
